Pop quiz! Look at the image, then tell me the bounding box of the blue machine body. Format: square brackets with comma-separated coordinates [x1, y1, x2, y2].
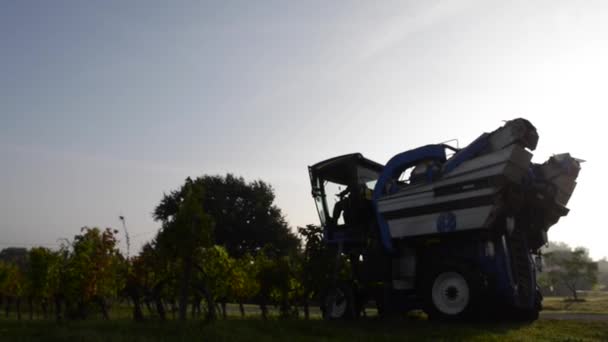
[369, 136, 538, 309]
[371, 144, 447, 253]
[307, 119, 578, 319]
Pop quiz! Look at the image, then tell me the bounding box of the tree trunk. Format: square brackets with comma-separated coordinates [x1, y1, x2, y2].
[97, 297, 110, 320]
[16, 297, 21, 320]
[28, 297, 33, 320]
[144, 299, 154, 316]
[133, 298, 144, 322]
[191, 297, 198, 319]
[41, 300, 48, 320]
[239, 301, 245, 317]
[54, 295, 62, 321]
[260, 301, 268, 320]
[195, 298, 201, 318]
[567, 282, 578, 300]
[5, 296, 10, 318]
[126, 286, 144, 322]
[154, 296, 166, 321]
[170, 300, 177, 320]
[47, 298, 52, 319]
[303, 299, 310, 320]
[178, 257, 193, 321]
[279, 290, 289, 318]
[195, 283, 216, 322]
[151, 281, 166, 321]
[221, 301, 227, 319]
[77, 301, 87, 320]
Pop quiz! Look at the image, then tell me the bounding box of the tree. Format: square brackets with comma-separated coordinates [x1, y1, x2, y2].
[544, 246, 598, 300]
[155, 179, 214, 321]
[0, 248, 28, 320]
[154, 174, 299, 257]
[46, 243, 70, 321]
[128, 239, 177, 321]
[296, 224, 334, 319]
[229, 254, 259, 317]
[125, 243, 161, 321]
[598, 258, 608, 291]
[252, 250, 275, 320]
[195, 245, 233, 319]
[251, 246, 299, 319]
[25, 247, 57, 319]
[62, 227, 124, 319]
[0, 260, 24, 319]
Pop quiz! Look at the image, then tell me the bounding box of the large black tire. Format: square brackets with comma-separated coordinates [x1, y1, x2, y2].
[422, 264, 481, 321]
[321, 284, 358, 320]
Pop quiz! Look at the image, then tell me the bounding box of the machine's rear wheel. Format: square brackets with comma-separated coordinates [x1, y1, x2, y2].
[423, 265, 480, 321]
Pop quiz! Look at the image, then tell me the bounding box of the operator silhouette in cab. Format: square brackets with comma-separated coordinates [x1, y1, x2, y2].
[332, 185, 354, 226]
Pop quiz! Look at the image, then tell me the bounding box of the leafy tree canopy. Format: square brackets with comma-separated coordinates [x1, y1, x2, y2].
[154, 174, 299, 257]
[542, 245, 598, 300]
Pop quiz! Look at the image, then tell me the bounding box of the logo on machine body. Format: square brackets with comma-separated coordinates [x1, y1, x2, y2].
[436, 212, 457, 233]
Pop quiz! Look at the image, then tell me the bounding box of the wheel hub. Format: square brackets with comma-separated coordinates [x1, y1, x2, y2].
[445, 286, 459, 300]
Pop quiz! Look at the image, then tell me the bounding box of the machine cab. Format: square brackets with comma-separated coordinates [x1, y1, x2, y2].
[309, 153, 384, 244]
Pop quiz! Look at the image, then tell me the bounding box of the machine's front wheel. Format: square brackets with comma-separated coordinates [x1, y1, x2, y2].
[423, 265, 480, 321]
[321, 284, 357, 320]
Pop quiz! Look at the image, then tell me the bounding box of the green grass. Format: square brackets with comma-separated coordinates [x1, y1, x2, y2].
[0, 318, 607, 342]
[2, 295, 607, 341]
[543, 294, 608, 314]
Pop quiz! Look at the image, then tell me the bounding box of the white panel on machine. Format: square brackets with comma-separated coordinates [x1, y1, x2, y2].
[388, 205, 494, 238]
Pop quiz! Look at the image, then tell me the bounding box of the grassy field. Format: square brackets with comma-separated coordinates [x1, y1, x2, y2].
[543, 293, 608, 314]
[0, 318, 607, 342]
[2, 295, 607, 341]
[4, 299, 605, 322]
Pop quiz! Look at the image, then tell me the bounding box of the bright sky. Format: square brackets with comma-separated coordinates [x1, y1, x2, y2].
[1, 1, 607, 259]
